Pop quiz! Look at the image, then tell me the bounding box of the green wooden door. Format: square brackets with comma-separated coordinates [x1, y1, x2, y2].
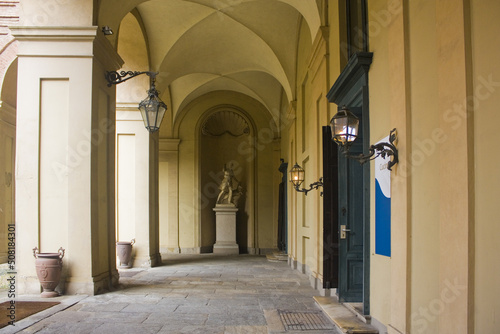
[338, 106, 364, 302]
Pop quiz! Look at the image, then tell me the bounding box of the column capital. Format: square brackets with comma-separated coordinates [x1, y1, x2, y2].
[10, 26, 123, 70]
[159, 138, 181, 151]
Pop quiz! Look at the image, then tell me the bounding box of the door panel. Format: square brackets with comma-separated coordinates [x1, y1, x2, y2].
[338, 106, 364, 302]
[322, 126, 339, 289]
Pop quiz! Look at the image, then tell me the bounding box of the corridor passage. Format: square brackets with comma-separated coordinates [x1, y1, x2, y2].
[18, 255, 336, 333]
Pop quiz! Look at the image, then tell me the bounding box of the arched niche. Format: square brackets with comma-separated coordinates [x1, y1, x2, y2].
[173, 91, 279, 254]
[198, 107, 256, 253]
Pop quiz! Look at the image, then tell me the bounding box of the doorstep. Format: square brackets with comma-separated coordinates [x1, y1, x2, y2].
[314, 296, 379, 334]
[265, 251, 288, 262]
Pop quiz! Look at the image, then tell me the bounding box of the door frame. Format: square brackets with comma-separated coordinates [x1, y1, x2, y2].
[326, 52, 373, 315]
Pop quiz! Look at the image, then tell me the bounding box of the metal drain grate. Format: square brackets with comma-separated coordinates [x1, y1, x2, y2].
[278, 310, 335, 331]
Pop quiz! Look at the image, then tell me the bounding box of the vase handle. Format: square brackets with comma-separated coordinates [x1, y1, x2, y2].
[33, 247, 39, 259]
[130, 238, 136, 246]
[58, 247, 65, 259]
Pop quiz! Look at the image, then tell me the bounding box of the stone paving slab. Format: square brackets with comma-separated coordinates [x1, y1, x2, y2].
[11, 255, 340, 333]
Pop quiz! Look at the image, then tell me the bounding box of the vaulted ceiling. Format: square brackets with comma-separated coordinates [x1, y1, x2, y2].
[98, 0, 321, 125]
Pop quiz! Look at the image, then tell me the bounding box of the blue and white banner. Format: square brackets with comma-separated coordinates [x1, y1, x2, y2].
[375, 135, 391, 257]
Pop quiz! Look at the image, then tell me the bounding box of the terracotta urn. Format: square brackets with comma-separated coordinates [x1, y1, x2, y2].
[116, 238, 135, 268]
[32, 247, 65, 298]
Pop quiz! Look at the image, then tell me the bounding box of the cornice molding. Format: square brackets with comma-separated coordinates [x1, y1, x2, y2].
[327, 52, 373, 105]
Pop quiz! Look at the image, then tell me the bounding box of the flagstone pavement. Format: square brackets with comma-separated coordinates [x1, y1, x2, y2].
[7, 254, 339, 334]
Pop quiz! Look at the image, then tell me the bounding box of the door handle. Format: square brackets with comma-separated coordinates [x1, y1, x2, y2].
[340, 225, 350, 239]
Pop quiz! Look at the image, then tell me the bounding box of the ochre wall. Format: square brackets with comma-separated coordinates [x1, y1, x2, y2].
[471, 0, 500, 332]
[284, 8, 336, 284]
[367, 0, 500, 333]
[408, 2, 441, 334]
[367, 0, 393, 328]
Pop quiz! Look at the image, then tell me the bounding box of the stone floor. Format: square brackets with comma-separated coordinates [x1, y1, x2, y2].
[8, 254, 339, 334]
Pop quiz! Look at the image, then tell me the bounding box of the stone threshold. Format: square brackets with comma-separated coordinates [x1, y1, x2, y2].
[314, 296, 379, 334]
[266, 251, 288, 262]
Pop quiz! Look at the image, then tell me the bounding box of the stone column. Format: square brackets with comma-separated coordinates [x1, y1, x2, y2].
[116, 103, 161, 267]
[12, 26, 123, 295]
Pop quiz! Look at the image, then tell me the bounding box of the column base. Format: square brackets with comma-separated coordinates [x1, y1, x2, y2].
[213, 243, 239, 255]
[19, 271, 119, 296]
[18, 275, 42, 295]
[132, 253, 162, 268]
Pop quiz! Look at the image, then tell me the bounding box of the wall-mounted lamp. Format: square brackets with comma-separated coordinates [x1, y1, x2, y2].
[106, 71, 167, 133]
[289, 163, 323, 196]
[330, 106, 399, 170]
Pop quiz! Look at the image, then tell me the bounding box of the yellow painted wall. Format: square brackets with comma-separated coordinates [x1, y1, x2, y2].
[20, 0, 93, 26]
[367, 0, 393, 327]
[283, 11, 335, 284]
[368, 1, 447, 331]
[408, 2, 442, 333]
[471, 0, 500, 332]
[0, 59, 16, 264]
[367, 1, 499, 333]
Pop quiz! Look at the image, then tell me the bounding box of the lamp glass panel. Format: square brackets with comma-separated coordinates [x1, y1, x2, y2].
[289, 164, 305, 187]
[330, 108, 359, 146]
[139, 104, 149, 129]
[139, 96, 168, 133]
[154, 104, 167, 131]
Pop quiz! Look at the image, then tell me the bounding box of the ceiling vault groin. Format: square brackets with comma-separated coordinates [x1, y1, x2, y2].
[101, 0, 321, 127]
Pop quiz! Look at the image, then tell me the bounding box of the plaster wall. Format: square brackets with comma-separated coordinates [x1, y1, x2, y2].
[19, 0, 93, 27]
[116, 12, 149, 105]
[368, 0, 481, 333]
[0, 102, 15, 264]
[0, 59, 16, 264]
[367, 0, 393, 328]
[471, 0, 500, 332]
[370, 1, 443, 332]
[285, 16, 331, 286]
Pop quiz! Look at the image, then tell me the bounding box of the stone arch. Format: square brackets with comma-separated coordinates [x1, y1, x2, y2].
[0, 56, 17, 264]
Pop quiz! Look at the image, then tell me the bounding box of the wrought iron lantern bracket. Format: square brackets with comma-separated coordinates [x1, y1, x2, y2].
[293, 178, 324, 196]
[105, 70, 157, 87]
[342, 128, 399, 170]
[104, 70, 166, 133]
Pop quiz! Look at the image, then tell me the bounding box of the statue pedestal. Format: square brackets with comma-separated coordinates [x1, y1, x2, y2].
[213, 205, 239, 255]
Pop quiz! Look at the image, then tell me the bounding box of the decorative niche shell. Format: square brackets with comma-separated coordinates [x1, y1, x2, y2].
[202, 110, 250, 137]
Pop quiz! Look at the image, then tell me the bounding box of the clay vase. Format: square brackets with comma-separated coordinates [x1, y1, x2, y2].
[116, 238, 135, 268]
[32, 247, 65, 298]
